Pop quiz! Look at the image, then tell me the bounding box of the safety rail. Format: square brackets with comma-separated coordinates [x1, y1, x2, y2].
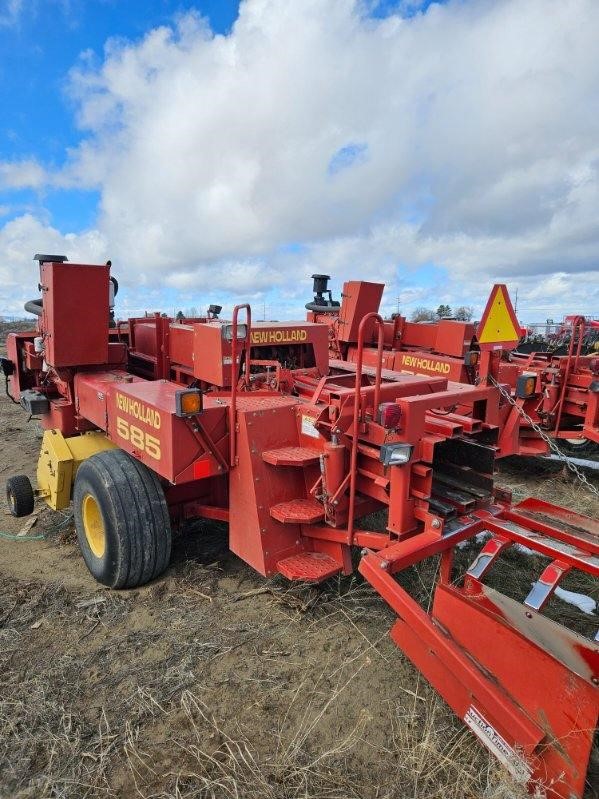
[229, 304, 252, 468]
[347, 312, 384, 546]
[552, 315, 585, 435]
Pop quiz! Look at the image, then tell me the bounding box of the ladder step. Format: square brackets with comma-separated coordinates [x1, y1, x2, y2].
[277, 552, 341, 582]
[262, 446, 321, 467]
[270, 498, 325, 524]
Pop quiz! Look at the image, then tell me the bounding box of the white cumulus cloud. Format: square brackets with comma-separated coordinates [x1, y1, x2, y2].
[1, 0, 598, 320]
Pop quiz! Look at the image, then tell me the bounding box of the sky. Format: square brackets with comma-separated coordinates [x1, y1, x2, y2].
[0, 0, 598, 323]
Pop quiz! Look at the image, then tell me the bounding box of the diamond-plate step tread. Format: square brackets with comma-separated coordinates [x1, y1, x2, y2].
[277, 552, 341, 582]
[270, 498, 325, 524]
[262, 446, 321, 467]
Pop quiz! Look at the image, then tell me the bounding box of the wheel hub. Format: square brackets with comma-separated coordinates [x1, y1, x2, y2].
[82, 493, 105, 558]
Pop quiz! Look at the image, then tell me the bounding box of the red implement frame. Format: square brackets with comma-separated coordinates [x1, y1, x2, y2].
[229, 304, 251, 468]
[552, 315, 585, 437]
[359, 499, 598, 798]
[347, 312, 384, 547]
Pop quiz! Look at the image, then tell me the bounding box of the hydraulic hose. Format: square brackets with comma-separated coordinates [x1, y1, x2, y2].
[305, 301, 340, 312]
[24, 298, 43, 317]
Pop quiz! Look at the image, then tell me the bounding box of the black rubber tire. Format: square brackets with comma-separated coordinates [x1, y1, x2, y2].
[558, 437, 599, 458]
[6, 475, 34, 517]
[73, 450, 172, 588]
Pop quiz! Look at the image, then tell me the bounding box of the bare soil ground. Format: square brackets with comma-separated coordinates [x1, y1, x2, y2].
[0, 329, 597, 799]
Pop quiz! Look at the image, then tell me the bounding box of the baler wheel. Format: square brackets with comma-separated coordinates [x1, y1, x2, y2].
[73, 450, 172, 588]
[559, 436, 598, 457]
[6, 474, 34, 517]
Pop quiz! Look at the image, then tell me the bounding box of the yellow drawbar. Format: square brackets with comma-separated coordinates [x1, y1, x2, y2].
[36, 430, 117, 510]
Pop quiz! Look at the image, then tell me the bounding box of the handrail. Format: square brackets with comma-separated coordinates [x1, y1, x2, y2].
[553, 315, 585, 436]
[347, 312, 384, 546]
[230, 304, 252, 468]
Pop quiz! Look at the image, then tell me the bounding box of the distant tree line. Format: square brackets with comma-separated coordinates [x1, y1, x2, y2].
[409, 304, 474, 323]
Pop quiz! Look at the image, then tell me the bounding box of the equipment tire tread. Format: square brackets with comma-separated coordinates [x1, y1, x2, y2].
[6, 474, 34, 518]
[73, 450, 171, 588]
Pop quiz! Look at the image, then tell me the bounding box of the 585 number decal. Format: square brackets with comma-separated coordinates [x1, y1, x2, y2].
[116, 416, 161, 460]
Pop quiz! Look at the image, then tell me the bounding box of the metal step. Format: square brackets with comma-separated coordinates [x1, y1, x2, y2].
[270, 497, 325, 524]
[277, 552, 341, 582]
[262, 446, 321, 467]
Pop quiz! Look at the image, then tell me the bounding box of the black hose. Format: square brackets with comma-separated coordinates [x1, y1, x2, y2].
[4, 375, 18, 404]
[24, 298, 43, 317]
[305, 301, 340, 312]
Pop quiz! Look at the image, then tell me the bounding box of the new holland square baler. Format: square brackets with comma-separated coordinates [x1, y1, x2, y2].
[2, 256, 598, 798]
[306, 276, 599, 460]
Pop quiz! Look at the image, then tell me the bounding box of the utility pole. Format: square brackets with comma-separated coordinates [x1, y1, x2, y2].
[396, 296, 400, 316]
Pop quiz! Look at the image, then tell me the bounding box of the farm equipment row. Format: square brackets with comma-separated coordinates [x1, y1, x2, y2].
[306, 276, 599, 459]
[2, 255, 598, 798]
[519, 317, 599, 357]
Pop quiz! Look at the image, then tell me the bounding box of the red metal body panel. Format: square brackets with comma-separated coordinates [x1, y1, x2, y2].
[41, 261, 109, 367]
[192, 323, 233, 386]
[337, 281, 384, 342]
[169, 324, 194, 371]
[433, 319, 474, 357]
[75, 372, 228, 484]
[228, 396, 307, 576]
[353, 346, 469, 381]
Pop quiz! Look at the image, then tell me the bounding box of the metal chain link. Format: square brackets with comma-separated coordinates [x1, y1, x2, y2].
[488, 375, 599, 497]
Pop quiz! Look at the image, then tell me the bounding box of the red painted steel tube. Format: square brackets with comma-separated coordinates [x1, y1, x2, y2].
[553, 316, 585, 435]
[229, 304, 251, 468]
[347, 313, 384, 547]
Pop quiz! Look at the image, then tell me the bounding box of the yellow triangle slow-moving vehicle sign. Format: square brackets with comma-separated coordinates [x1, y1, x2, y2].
[476, 284, 521, 351]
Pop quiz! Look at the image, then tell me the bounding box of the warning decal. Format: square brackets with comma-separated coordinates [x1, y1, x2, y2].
[301, 414, 320, 439]
[464, 706, 532, 783]
[477, 284, 521, 351]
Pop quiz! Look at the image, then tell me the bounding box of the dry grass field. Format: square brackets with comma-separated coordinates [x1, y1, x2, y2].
[0, 325, 597, 799]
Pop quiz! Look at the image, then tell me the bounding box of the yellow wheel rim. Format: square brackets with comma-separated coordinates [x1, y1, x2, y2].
[82, 493, 105, 558]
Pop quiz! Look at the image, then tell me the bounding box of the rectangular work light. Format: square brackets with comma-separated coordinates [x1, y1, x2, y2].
[379, 443, 413, 466]
[222, 323, 248, 341]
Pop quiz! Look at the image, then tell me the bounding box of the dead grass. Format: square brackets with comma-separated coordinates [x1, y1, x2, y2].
[0, 419, 596, 799]
[0, 571, 531, 799]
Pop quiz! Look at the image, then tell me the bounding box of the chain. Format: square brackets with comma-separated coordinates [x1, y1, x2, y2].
[488, 376, 599, 497]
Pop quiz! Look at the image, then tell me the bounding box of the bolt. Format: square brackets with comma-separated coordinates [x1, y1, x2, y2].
[525, 611, 532, 619]
[431, 519, 441, 530]
[380, 560, 388, 570]
[592, 677, 599, 686]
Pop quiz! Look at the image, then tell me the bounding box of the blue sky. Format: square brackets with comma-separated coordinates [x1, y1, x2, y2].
[1, 0, 239, 230]
[1, 0, 598, 322]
